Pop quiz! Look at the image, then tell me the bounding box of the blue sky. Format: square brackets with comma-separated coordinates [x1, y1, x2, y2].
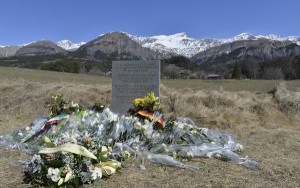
[1, 0, 300, 45]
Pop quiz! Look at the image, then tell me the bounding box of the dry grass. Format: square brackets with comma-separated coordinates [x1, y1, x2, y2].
[0, 67, 300, 187]
[1, 66, 300, 92]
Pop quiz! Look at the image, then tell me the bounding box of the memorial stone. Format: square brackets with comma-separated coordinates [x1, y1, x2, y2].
[112, 60, 160, 114]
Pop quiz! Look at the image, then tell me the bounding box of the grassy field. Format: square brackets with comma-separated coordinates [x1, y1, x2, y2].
[1, 66, 299, 92]
[0, 66, 300, 187]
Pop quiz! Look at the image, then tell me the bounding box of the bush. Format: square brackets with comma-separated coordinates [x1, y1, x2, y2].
[41, 60, 80, 73]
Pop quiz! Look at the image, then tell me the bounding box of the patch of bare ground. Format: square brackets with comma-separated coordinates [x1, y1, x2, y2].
[0, 77, 299, 187]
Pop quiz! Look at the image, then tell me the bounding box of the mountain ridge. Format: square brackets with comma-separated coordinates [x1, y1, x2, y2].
[127, 32, 300, 57]
[1, 32, 300, 57]
[191, 38, 300, 66]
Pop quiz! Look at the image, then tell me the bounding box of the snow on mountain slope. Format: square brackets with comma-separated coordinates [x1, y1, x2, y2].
[126, 32, 300, 57]
[126, 32, 223, 57]
[257, 34, 300, 45]
[1, 33, 300, 57]
[0, 41, 34, 48]
[57, 40, 85, 51]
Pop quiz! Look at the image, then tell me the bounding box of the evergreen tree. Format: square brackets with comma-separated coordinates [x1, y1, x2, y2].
[232, 63, 241, 79]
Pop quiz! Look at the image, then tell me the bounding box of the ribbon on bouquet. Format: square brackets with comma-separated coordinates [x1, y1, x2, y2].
[39, 142, 97, 159]
[137, 110, 164, 128]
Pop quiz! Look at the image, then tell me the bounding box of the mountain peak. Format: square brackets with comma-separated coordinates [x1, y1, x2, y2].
[233, 33, 256, 40]
[57, 40, 85, 50]
[16, 40, 66, 56]
[171, 32, 188, 38]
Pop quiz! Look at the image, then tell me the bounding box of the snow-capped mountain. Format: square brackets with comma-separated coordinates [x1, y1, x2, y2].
[0, 42, 31, 48]
[126, 32, 223, 57]
[1, 32, 300, 57]
[126, 32, 300, 57]
[225, 33, 300, 45]
[57, 40, 85, 51]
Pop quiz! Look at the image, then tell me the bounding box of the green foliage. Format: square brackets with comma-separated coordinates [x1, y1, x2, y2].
[232, 63, 241, 79]
[162, 55, 196, 71]
[94, 50, 139, 60]
[98, 61, 112, 73]
[92, 103, 107, 112]
[0, 54, 67, 69]
[85, 63, 93, 73]
[71, 48, 88, 58]
[41, 60, 80, 73]
[47, 95, 81, 118]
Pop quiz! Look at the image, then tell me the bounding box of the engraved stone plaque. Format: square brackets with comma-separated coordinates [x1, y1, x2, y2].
[112, 60, 160, 115]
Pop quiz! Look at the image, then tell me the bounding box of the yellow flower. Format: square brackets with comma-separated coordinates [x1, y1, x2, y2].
[133, 98, 144, 105]
[144, 92, 158, 104]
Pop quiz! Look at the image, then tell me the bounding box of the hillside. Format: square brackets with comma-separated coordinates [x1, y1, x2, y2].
[16, 40, 67, 56]
[190, 39, 300, 79]
[0, 46, 22, 58]
[192, 39, 300, 65]
[74, 32, 167, 60]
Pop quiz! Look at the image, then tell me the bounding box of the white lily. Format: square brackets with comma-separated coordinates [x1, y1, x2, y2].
[94, 160, 121, 176]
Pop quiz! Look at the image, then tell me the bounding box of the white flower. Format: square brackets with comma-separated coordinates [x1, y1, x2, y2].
[177, 122, 184, 129]
[136, 121, 142, 127]
[71, 101, 79, 108]
[101, 146, 108, 152]
[191, 130, 197, 135]
[187, 151, 194, 158]
[172, 151, 177, 158]
[47, 168, 61, 182]
[91, 167, 102, 180]
[236, 143, 244, 152]
[31, 154, 42, 163]
[51, 176, 60, 182]
[214, 153, 221, 159]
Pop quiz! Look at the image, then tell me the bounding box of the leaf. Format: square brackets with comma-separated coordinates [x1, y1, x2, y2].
[44, 136, 51, 143]
[72, 177, 80, 187]
[58, 178, 64, 186]
[57, 119, 67, 129]
[44, 136, 56, 147]
[64, 172, 72, 183]
[49, 160, 64, 168]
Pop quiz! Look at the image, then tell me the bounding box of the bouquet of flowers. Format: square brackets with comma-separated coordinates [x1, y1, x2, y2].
[0, 93, 259, 187]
